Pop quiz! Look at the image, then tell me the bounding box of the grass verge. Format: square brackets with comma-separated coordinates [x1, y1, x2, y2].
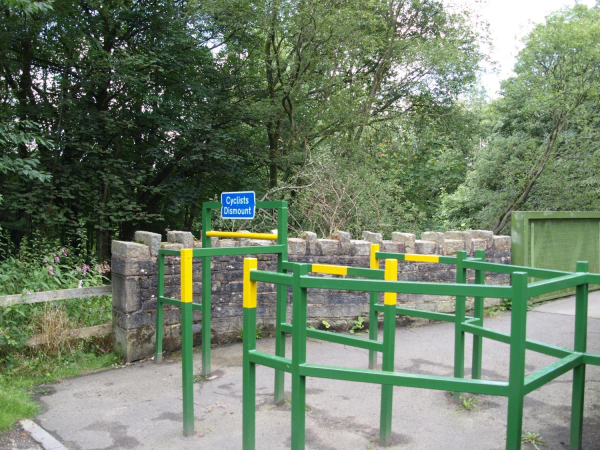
[0, 339, 121, 434]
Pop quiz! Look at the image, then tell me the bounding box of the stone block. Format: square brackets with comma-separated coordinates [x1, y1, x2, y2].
[444, 239, 465, 256]
[444, 230, 470, 241]
[415, 240, 438, 255]
[381, 241, 403, 253]
[350, 240, 371, 256]
[113, 310, 152, 330]
[470, 230, 494, 248]
[167, 230, 194, 249]
[318, 239, 340, 256]
[219, 239, 239, 248]
[288, 238, 307, 255]
[161, 243, 183, 251]
[330, 231, 351, 255]
[245, 239, 272, 247]
[112, 275, 142, 314]
[111, 241, 150, 259]
[111, 257, 157, 277]
[362, 231, 383, 244]
[332, 230, 351, 242]
[444, 231, 471, 251]
[493, 235, 511, 252]
[392, 233, 415, 253]
[434, 298, 456, 314]
[300, 231, 317, 243]
[113, 325, 155, 363]
[140, 276, 158, 290]
[133, 231, 162, 256]
[194, 240, 203, 248]
[421, 232, 445, 246]
[470, 238, 487, 254]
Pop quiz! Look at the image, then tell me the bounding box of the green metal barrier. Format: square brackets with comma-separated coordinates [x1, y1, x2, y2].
[242, 253, 599, 450]
[154, 200, 288, 436]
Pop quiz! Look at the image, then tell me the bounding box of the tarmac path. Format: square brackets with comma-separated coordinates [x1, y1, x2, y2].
[18, 293, 600, 449]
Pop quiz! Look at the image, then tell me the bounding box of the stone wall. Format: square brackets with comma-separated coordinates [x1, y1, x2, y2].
[111, 229, 511, 362]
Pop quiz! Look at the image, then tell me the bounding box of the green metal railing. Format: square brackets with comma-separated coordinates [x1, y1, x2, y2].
[242, 252, 600, 450]
[154, 200, 288, 436]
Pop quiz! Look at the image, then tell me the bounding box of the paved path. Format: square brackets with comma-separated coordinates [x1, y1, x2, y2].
[533, 290, 600, 318]
[24, 296, 600, 449]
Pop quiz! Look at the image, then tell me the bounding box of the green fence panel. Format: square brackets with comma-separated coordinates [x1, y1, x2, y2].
[512, 211, 600, 301]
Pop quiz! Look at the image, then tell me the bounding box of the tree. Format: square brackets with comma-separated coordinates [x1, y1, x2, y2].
[204, 0, 483, 190]
[0, 0, 259, 258]
[0, 0, 486, 256]
[441, 4, 600, 233]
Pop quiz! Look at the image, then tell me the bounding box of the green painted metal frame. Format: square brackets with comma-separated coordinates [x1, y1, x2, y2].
[154, 200, 288, 437]
[511, 211, 600, 303]
[242, 252, 600, 450]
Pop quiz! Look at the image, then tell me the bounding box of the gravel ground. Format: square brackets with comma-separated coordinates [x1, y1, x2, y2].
[0, 424, 42, 450]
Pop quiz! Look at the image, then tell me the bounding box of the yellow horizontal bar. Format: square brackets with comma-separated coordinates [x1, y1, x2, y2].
[405, 254, 440, 263]
[311, 264, 348, 276]
[206, 231, 278, 240]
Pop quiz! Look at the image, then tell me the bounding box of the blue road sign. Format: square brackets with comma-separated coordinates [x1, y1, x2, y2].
[221, 191, 256, 219]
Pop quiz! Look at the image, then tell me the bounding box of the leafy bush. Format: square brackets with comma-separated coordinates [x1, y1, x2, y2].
[291, 153, 423, 238]
[0, 238, 111, 369]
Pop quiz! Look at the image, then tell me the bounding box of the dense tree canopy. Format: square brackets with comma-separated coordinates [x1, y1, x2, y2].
[441, 4, 600, 234]
[2, 0, 597, 258]
[1, 0, 262, 257]
[0, 0, 485, 257]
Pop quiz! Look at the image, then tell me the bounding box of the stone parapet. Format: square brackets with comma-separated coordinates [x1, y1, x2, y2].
[112, 229, 511, 362]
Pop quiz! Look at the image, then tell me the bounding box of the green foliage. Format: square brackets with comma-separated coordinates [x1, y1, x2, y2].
[0, 121, 53, 185]
[0, 237, 117, 432]
[237, 327, 263, 341]
[349, 316, 365, 334]
[484, 299, 534, 318]
[0, 0, 486, 255]
[321, 320, 331, 330]
[458, 395, 478, 411]
[521, 431, 548, 449]
[484, 300, 511, 318]
[292, 152, 420, 238]
[0, 240, 111, 367]
[442, 4, 600, 233]
[1, 0, 54, 15]
[0, 0, 256, 257]
[0, 348, 119, 432]
[0, 376, 39, 431]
